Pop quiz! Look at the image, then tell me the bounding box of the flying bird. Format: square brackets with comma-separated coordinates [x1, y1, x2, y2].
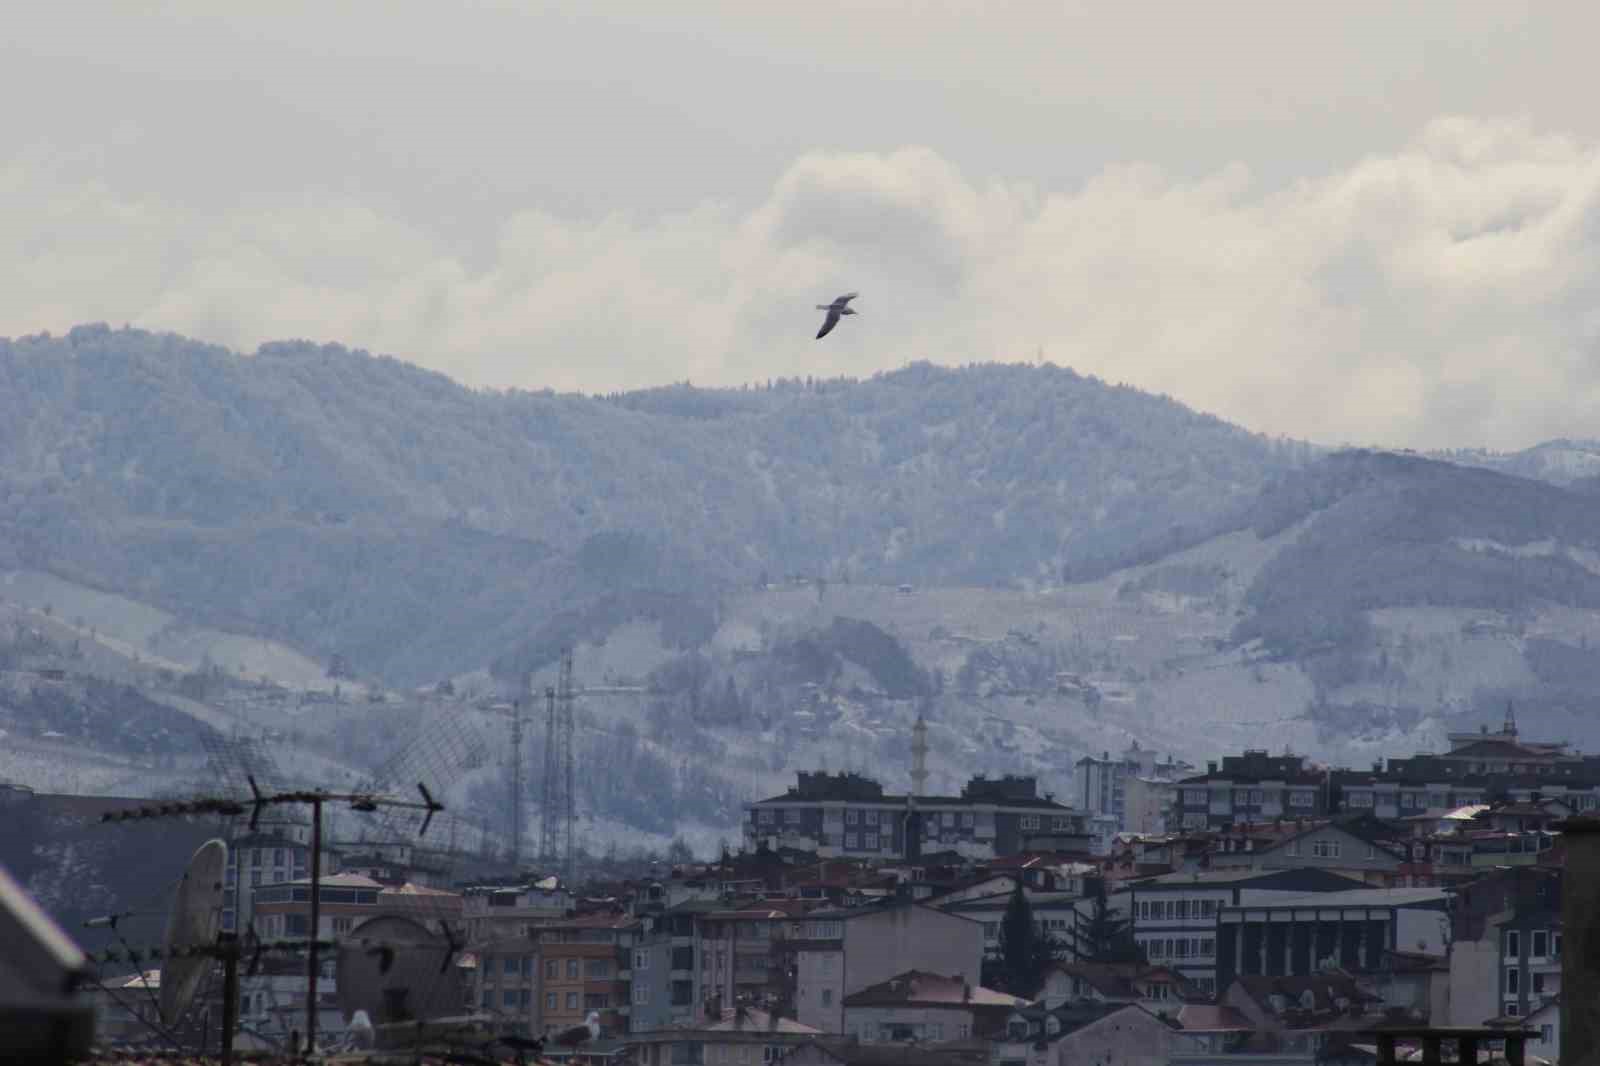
[815, 292, 859, 339]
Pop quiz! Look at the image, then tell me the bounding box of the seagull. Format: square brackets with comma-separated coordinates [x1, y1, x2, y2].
[552, 1010, 602, 1049]
[814, 292, 859, 339]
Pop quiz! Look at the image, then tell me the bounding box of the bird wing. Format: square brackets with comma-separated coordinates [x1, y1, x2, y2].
[816, 308, 841, 339]
[835, 292, 859, 307]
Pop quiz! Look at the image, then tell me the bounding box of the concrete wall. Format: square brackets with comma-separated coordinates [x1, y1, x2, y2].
[845, 907, 984, 996]
[1446, 936, 1500, 1027]
[796, 907, 983, 1033]
[1054, 1008, 1182, 1066]
[843, 1004, 976, 1042]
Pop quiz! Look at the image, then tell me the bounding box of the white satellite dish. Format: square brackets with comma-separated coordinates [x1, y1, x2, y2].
[159, 838, 228, 1028]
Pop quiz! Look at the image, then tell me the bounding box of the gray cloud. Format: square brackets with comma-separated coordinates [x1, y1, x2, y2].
[13, 116, 1599, 450]
[7, 6, 1600, 450]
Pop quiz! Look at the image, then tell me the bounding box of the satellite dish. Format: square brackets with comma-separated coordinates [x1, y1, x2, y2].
[159, 838, 228, 1027]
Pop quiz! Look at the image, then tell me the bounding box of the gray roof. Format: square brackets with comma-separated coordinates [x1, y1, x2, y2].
[1225, 887, 1449, 909]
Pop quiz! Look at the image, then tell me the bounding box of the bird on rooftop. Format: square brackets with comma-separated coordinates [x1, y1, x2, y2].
[814, 292, 859, 339]
[551, 1011, 601, 1049]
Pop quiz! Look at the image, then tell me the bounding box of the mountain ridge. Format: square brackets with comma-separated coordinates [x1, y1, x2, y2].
[0, 323, 1300, 684]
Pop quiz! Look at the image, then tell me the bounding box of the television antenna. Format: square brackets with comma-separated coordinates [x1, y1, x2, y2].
[102, 779, 444, 1057]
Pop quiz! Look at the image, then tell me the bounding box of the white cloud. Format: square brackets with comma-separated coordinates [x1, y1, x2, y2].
[5, 116, 1600, 450]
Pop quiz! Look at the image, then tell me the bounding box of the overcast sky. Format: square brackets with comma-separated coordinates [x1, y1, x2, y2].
[6, 2, 1600, 449]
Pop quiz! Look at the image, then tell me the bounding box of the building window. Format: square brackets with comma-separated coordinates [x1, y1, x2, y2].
[1506, 930, 1520, 958]
[587, 960, 611, 979]
[1289, 790, 1315, 808]
[547, 992, 557, 1009]
[332, 917, 352, 934]
[1554, 932, 1563, 958]
[1346, 791, 1374, 808]
[961, 812, 974, 827]
[1507, 969, 1520, 994]
[758, 809, 773, 824]
[634, 984, 649, 1005]
[865, 833, 879, 850]
[1312, 840, 1342, 859]
[821, 989, 832, 1007]
[865, 810, 879, 825]
[1020, 815, 1040, 830]
[503, 989, 518, 1008]
[566, 992, 578, 1010]
[844, 833, 858, 849]
[547, 960, 559, 979]
[1542, 1024, 1554, 1044]
[1533, 972, 1545, 995]
[634, 949, 650, 970]
[567, 960, 580, 979]
[845, 809, 858, 824]
[504, 957, 520, 976]
[1532, 931, 1548, 958]
[784, 808, 800, 824]
[1505, 1002, 1519, 1017]
[941, 812, 955, 827]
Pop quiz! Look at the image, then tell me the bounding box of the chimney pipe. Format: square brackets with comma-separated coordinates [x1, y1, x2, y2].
[1562, 817, 1600, 1055]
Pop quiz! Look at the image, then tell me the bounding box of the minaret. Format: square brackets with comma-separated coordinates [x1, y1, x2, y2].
[911, 715, 929, 798]
[906, 714, 929, 864]
[1504, 700, 1519, 739]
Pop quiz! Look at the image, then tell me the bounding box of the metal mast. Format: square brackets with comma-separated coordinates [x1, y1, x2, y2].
[538, 648, 578, 882]
[558, 647, 577, 884]
[540, 681, 558, 865]
[509, 695, 524, 869]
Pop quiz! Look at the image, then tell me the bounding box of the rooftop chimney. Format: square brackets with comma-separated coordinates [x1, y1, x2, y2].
[1564, 817, 1600, 1053]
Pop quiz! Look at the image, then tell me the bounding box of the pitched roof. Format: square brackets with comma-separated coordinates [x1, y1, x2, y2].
[1237, 887, 1448, 910]
[785, 1038, 990, 1065]
[843, 971, 1023, 1009]
[700, 1007, 822, 1034]
[1175, 1004, 1254, 1032]
[1050, 961, 1198, 1001]
[1232, 974, 1382, 1014]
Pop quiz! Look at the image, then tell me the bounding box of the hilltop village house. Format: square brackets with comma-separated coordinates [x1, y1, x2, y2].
[746, 771, 1090, 861]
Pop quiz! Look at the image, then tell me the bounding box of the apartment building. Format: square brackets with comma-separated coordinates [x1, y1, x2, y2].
[1076, 744, 1192, 850]
[538, 913, 638, 1036]
[1213, 886, 1451, 992]
[747, 771, 1088, 861]
[461, 878, 573, 943]
[1173, 752, 1330, 831]
[1117, 868, 1364, 996]
[793, 902, 984, 1033]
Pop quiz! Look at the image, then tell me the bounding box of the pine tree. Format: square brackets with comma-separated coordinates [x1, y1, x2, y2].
[1075, 876, 1143, 963]
[992, 879, 1059, 999]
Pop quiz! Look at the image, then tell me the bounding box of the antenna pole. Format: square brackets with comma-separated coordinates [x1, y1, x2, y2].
[560, 648, 576, 885]
[307, 794, 322, 1056]
[219, 932, 238, 1066]
[511, 694, 524, 870]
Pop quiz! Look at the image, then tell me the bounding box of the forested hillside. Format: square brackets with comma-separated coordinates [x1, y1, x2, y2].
[0, 325, 1299, 684]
